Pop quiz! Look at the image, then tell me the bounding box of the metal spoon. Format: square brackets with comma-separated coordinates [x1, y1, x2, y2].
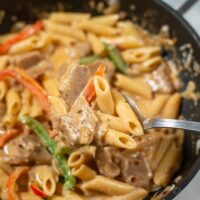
[124, 95, 200, 132]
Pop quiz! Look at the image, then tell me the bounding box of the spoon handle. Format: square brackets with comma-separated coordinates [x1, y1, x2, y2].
[143, 119, 200, 132]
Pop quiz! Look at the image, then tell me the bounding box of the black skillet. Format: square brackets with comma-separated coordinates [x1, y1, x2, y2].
[0, 0, 200, 199]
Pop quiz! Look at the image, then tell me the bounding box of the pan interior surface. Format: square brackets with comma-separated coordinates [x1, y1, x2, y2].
[0, 0, 200, 199]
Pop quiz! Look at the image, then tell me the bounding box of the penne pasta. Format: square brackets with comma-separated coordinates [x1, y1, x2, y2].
[175, 129, 184, 147]
[68, 149, 94, 168]
[91, 14, 119, 26]
[112, 90, 143, 135]
[153, 142, 182, 186]
[117, 21, 143, 40]
[49, 32, 76, 46]
[30, 97, 43, 118]
[49, 47, 68, 72]
[140, 56, 162, 72]
[2, 113, 17, 127]
[113, 188, 148, 200]
[136, 94, 170, 118]
[122, 46, 160, 63]
[97, 111, 127, 132]
[6, 88, 21, 115]
[81, 175, 134, 196]
[87, 33, 104, 55]
[55, 191, 84, 200]
[104, 129, 137, 149]
[30, 165, 57, 196]
[19, 89, 31, 116]
[50, 12, 91, 24]
[48, 96, 68, 115]
[101, 35, 143, 49]
[161, 93, 181, 119]
[44, 20, 86, 41]
[94, 76, 115, 115]
[115, 73, 152, 99]
[42, 76, 60, 97]
[152, 137, 174, 171]
[72, 164, 96, 180]
[9, 35, 47, 54]
[79, 21, 118, 36]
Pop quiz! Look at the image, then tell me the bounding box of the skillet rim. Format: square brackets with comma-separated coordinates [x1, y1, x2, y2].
[0, 0, 200, 199]
[148, 0, 200, 199]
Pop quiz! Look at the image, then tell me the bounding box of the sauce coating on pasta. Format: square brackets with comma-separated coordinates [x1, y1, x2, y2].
[0, 12, 183, 200]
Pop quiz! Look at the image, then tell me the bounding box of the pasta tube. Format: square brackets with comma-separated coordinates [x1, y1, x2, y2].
[72, 164, 96, 180]
[94, 75, 115, 114]
[122, 46, 160, 63]
[68, 149, 93, 168]
[87, 33, 104, 55]
[81, 175, 134, 196]
[161, 93, 181, 119]
[97, 111, 127, 132]
[91, 14, 119, 26]
[136, 94, 169, 118]
[104, 129, 137, 149]
[101, 35, 143, 49]
[19, 89, 31, 117]
[115, 73, 152, 99]
[6, 88, 21, 115]
[44, 20, 86, 41]
[153, 142, 182, 186]
[112, 90, 143, 135]
[79, 21, 118, 36]
[31, 166, 57, 196]
[113, 188, 148, 200]
[50, 12, 91, 24]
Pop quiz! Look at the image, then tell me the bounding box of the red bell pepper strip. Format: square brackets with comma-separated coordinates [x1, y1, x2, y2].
[30, 183, 48, 199]
[0, 21, 43, 55]
[95, 64, 106, 76]
[6, 167, 29, 200]
[0, 129, 19, 148]
[83, 78, 95, 103]
[0, 67, 50, 113]
[83, 64, 105, 104]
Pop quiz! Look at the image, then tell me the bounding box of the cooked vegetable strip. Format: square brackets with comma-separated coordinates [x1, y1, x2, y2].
[104, 43, 127, 73]
[83, 79, 95, 103]
[30, 183, 48, 198]
[83, 64, 105, 103]
[20, 116, 57, 153]
[0, 21, 43, 54]
[20, 116, 75, 189]
[54, 146, 74, 156]
[0, 68, 50, 113]
[6, 167, 29, 200]
[95, 64, 106, 76]
[0, 129, 19, 148]
[79, 55, 100, 65]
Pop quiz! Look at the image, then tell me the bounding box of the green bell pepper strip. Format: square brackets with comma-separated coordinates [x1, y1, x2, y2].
[19, 115, 75, 189]
[79, 55, 100, 65]
[54, 146, 74, 157]
[104, 43, 127, 73]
